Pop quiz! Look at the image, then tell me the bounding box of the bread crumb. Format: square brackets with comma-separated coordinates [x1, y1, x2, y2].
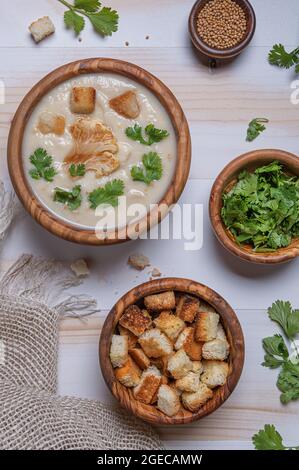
[70, 259, 90, 278]
[151, 268, 161, 277]
[128, 254, 150, 271]
[29, 16, 55, 43]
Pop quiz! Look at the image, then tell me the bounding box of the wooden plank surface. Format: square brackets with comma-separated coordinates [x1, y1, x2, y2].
[1, 0, 299, 449]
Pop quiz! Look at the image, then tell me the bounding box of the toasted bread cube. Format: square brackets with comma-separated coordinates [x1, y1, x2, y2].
[128, 253, 150, 271]
[216, 324, 229, 344]
[181, 383, 213, 412]
[151, 355, 171, 377]
[175, 371, 201, 392]
[70, 87, 96, 114]
[144, 291, 176, 312]
[202, 338, 229, 361]
[118, 324, 138, 349]
[176, 295, 200, 322]
[115, 357, 141, 387]
[195, 311, 219, 342]
[151, 375, 168, 404]
[129, 347, 150, 370]
[167, 349, 193, 379]
[138, 329, 173, 358]
[157, 385, 181, 417]
[133, 366, 161, 404]
[174, 327, 202, 361]
[154, 311, 185, 341]
[192, 360, 203, 375]
[201, 360, 229, 389]
[37, 112, 65, 136]
[29, 16, 55, 43]
[119, 305, 152, 337]
[110, 334, 128, 368]
[109, 90, 140, 119]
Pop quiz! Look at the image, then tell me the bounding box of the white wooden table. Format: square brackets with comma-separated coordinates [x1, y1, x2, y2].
[1, 0, 299, 450]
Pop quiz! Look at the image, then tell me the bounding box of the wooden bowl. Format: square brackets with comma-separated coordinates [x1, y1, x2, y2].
[99, 277, 244, 425]
[188, 0, 256, 62]
[7, 58, 191, 245]
[210, 149, 299, 264]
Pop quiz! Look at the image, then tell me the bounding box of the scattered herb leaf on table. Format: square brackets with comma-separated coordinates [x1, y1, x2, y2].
[88, 179, 124, 209]
[126, 124, 169, 146]
[269, 44, 299, 73]
[69, 163, 86, 177]
[54, 185, 82, 210]
[253, 425, 299, 450]
[29, 148, 57, 182]
[131, 152, 163, 185]
[246, 118, 269, 142]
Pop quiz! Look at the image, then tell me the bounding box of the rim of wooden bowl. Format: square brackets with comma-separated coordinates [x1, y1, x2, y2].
[188, 0, 256, 60]
[209, 149, 299, 264]
[99, 277, 245, 425]
[7, 58, 191, 245]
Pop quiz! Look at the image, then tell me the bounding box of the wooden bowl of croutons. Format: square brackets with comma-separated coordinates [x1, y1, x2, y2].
[99, 278, 244, 425]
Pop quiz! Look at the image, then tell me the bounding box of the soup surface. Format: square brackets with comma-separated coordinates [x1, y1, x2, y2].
[22, 73, 177, 229]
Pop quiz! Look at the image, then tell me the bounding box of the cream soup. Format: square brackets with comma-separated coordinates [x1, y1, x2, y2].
[22, 73, 177, 230]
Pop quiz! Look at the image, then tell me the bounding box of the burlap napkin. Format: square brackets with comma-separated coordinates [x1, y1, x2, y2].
[0, 184, 163, 450]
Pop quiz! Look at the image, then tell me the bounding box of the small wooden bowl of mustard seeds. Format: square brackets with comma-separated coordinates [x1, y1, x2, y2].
[189, 0, 256, 62]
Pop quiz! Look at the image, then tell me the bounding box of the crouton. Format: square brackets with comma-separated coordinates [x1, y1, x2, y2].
[70, 87, 96, 114]
[29, 16, 55, 43]
[119, 305, 152, 337]
[144, 291, 176, 312]
[70, 259, 90, 278]
[151, 355, 171, 377]
[133, 366, 161, 404]
[216, 324, 229, 344]
[157, 385, 181, 417]
[154, 311, 185, 341]
[128, 253, 150, 271]
[181, 383, 213, 412]
[176, 295, 200, 322]
[37, 112, 65, 136]
[109, 90, 140, 119]
[110, 335, 128, 368]
[195, 311, 219, 342]
[138, 329, 173, 358]
[202, 338, 229, 361]
[201, 360, 229, 389]
[192, 360, 203, 375]
[174, 327, 202, 361]
[118, 325, 138, 349]
[175, 371, 201, 392]
[115, 357, 141, 387]
[151, 375, 168, 404]
[167, 349, 193, 379]
[129, 347, 150, 370]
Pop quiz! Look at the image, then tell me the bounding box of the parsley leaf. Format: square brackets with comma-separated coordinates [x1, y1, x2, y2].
[59, 0, 119, 37]
[277, 361, 299, 404]
[126, 123, 169, 146]
[246, 118, 269, 142]
[252, 425, 297, 450]
[262, 334, 289, 369]
[54, 185, 82, 211]
[269, 44, 299, 69]
[131, 152, 163, 185]
[268, 300, 299, 340]
[29, 148, 57, 182]
[69, 163, 86, 177]
[88, 179, 124, 209]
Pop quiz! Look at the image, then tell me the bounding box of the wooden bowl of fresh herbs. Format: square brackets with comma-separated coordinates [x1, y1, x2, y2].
[209, 150, 299, 264]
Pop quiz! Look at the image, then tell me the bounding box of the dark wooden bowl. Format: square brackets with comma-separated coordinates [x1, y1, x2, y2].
[7, 58, 191, 245]
[210, 149, 299, 264]
[189, 0, 256, 62]
[99, 278, 244, 425]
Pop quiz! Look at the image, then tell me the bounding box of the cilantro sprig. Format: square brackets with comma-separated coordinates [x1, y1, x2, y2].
[253, 425, 299, 450]
[221, 161, 299, 251]
[58, 0, 119, 37]
[88, 179, 124, 209]
[261, 300, 299, 404]
[54, 185, 82, 211]
[69, 163, 86, 177]
[246, 118, 269, 142]
[269, 44, 299, 73]
[126, 124, 169, 146]
[131, 152, 163, 185]
[29, 148, 57, 182]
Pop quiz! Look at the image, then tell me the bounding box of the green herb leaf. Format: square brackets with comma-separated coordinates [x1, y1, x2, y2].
[252, 425, 288, 450]
[268, 300, 299, 340]
[64, 10, 85, 35]
[74, 0, 101, 12]
[262, 334, 289, 369]
[277, 361, 299, 404]
[88, 179, 124, 209]
[29, 148, 57, 182]
[69, 163, 86, 177]
[125, 123, 169, 146]
[268, 44, 299, 69]
[246, 118, 269, 142]
[54, 185, 82, 211]
[131, 152, 163, 185]
[87, 7, 119, 36]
